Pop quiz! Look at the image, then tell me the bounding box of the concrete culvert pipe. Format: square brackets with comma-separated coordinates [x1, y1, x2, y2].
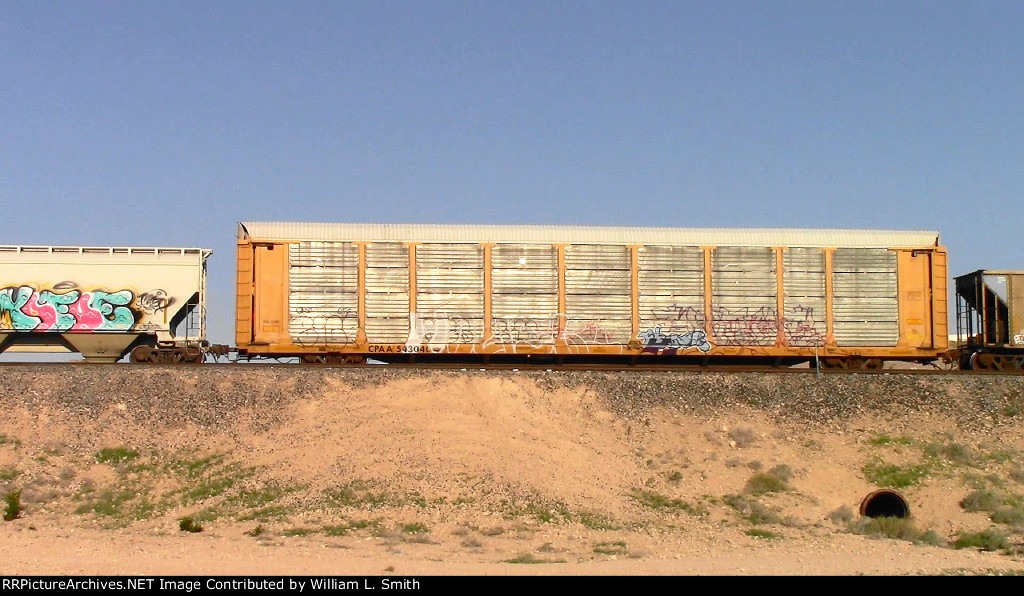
[860, 489, 910, 519]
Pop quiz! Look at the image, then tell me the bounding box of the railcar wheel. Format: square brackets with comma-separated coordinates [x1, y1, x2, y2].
[130, 345, 156, 363]
[302, 355, 327, 364]
[171, 347, 188, 363]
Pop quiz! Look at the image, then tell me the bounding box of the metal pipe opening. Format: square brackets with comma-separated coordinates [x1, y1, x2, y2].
[859, 489, 910, 519]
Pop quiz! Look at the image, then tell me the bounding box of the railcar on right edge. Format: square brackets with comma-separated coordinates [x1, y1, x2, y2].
[954, 270, 1024, 371]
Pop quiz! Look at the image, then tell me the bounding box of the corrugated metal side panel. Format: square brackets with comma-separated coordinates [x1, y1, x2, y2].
[288, 242, 359, 344]
[492, 269, 557, 294]
[417, 244, 483, 268]
[289, 242, 358, 266]
[491, 244, 558, 344]
[492, 244, 558, 269]
[783, 248, 826, 346]
[565, 245, 630, 269]
[712, 247, 777, 346]
[833, 248, 898, 346]
[564, 245, 631, 343]
[638, 245, 703, 270]
[491, 295, 559, 318]
[414, 243, 483, 343]
[417, 293, 483, 311]
[638, 245, 705, 336]
[565, 270, 631, 293]
[365, 242, 409, 342]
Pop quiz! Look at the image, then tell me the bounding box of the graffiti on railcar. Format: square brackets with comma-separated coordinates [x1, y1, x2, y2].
[138, 290, 176, 314]
[290, 307, 358, 345]
[638, 326, 712, 353]
[645, 303, 826, 347]
[712, 306, 779, 345]
[782, 305, 827, 346]
[563, 320, 620, 345]
[0, 284, 137, 331]
[407, 314, 483, 345]
[491, 316, 559, 348]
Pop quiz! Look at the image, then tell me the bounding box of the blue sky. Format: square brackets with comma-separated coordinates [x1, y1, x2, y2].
[2, 1, 1022, 345]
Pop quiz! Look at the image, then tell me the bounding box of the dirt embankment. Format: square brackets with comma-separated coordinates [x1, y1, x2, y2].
[0, 365, 1023, 576]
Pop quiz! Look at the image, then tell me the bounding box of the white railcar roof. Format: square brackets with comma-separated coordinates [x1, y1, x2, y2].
[0, 246, 211, 256]
[239, 222, 940, 248]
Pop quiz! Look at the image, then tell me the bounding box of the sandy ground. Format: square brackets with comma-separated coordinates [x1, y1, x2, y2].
[0, 365, 1023, 576]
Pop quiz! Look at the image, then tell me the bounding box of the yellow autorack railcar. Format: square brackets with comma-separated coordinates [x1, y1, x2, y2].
[235, 222, 947, 368]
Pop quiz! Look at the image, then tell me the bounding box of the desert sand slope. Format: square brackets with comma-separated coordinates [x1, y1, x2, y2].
[0, 365, 1022, 576]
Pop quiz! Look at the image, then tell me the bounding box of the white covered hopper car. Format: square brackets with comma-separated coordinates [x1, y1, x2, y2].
[0, 245, 213, 362]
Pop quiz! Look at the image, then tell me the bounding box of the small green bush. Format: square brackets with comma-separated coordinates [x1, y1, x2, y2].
[632, 490, 705, 515]
[728, 426, 758, 448]
[593, 541, 628, 555]
[868, 435, 914, 446]
[990, 506, 1024, 528]
[961, 490, 1004, 513]
[954, 529, 1008, 551]
[926, 442, 978, 466]
[400, 522, 429, 534]
[95, 447, 139, 465]
[3, 490, 23, 521]
[862, 461, 929, 488]
[178, 516, 203, 533]
[725, 495, 782, 525]
[829, 505, 855, 524]
[745, 465, 792, 494]
[245, 524, 264, 537]
[282, 527, 315, 537]
[849, 516, 943, 545]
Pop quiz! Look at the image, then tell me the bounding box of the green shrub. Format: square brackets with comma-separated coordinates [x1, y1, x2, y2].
[725, 495, 782, 525]
[926, 442, 978, 466]
[282, 527, 315, 537]
[95, 447, 139, 465]
[178, 516, 203, 533]
[961, 490, 1004, 513]
[245, 524, 264, 537]
[3, 490, 23, 521]
[990, 506, 1024, 528]
[868, 435, 914, 446]
[632, 491, 705, 515]
[593, 541, 628, 555]
[954, 529, 1008, 551]
[400, 522, 429, 534]
[728, 426, 758, 447]
[849, 516, 943, 545]
[745, 465, 792, 494]
[828, 505, 855, 524]
[862, 461, 929, 488]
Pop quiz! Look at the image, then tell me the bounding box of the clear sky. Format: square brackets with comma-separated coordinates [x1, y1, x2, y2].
[2, 1, 1022, 345]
